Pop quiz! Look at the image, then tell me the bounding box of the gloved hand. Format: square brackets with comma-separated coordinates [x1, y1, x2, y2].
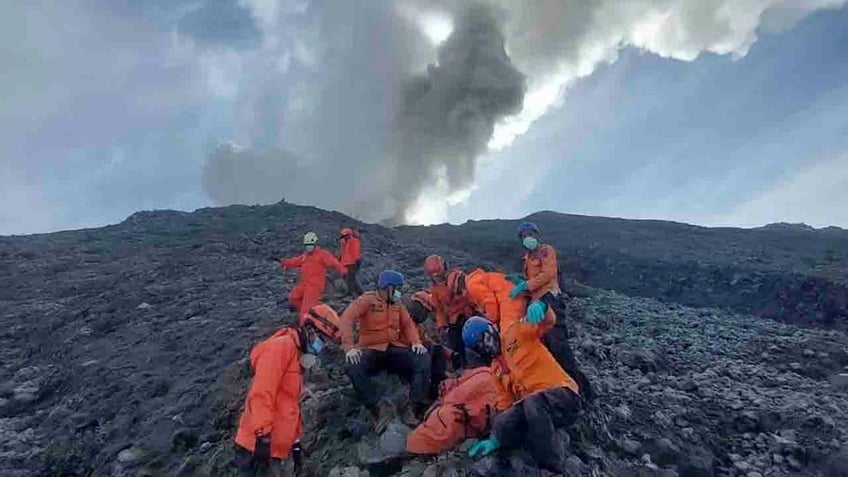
[345, 348, 362, 365]
[412, 344, 427, 355]
[509, 280, 528, 298]
[254, 434, 271, 463]
[504, 273, 526, 285]
[469, 436, 500, 457]
[525, 300, 547, 324]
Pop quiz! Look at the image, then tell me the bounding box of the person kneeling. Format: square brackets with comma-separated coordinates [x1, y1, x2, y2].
[341, 270, 430, 432]
[463, 316, 582, 474]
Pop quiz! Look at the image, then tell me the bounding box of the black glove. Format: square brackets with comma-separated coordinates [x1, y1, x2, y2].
[254, 434, 271, 464]
[291, 441, 303, 475]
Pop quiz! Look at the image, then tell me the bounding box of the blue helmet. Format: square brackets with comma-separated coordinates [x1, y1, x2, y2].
[462, 316, 496, 349]
[377, 270, 404, 289]
[517, 221, 540, 237]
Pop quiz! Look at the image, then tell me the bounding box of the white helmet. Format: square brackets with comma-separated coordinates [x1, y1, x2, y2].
[303, 232, 318, 245]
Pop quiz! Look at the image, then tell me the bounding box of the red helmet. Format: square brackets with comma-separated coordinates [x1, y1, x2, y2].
[340, 228, 353, 238]
[424, 255, 446, 276]
[411, 290, 435, 312]
[446, 269, 466, 298]
[303, 303, 341, 342]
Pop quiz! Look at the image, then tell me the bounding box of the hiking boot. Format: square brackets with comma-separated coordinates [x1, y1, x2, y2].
[368, 401, 394, 434]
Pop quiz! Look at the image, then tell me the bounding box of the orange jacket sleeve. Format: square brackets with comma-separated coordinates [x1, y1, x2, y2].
[430, 286, 449, 329]
[321, 249, 346, 275]
[340, 296, 368, 350]
[281, 254, 304, 270]
[493, 370, 515, 411]
[399, 305, 422, 346]
[526, 245, 558, 293]
[248, 339, 293, 435]
[467, 276, 500, 323]
[514, 321, 541, 341]
[435, 306, 448, 329]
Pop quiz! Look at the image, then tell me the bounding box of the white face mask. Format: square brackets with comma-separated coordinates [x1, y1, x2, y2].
[304, 244, 315, 253]
[392, 289, 403, 302]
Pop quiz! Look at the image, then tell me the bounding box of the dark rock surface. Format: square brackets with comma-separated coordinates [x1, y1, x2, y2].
[400, 210, 848, 329]
[1, 201, 847, 476]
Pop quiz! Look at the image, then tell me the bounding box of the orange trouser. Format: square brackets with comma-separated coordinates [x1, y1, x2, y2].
[289, 283, 324, 322]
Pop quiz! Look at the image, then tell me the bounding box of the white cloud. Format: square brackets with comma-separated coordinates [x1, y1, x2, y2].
[714, 153, 848, 228]
[487, 0, 848, 151]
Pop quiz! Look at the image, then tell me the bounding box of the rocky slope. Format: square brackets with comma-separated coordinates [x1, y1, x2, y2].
[1, 201, 847, 476]
[400, 211, 848, 329]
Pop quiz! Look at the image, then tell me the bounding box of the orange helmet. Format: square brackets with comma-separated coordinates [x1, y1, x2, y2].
[446, 269, 466, 298]
[411, 290, 435, 312]
[303, 303, 341, 342]
[340, 227, 353, 238]
[424, 254, 446, 276]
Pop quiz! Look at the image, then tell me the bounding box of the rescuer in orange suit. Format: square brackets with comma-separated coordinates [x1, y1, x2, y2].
[233, 304, 342, 476]
[338, 227, 363, 296]
[508, 221, 593, 401]
[445, 268, 556, 333]
[463, 316, 582, 474]
[424, 255, 478, 369]
[341, 270, 430, 430]
[405, 364, 499, 455]
[280, 232, 346, 323]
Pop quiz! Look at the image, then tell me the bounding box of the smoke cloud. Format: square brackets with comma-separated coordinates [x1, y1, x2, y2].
[386, 4, 526, 223]
[200, 0, 846, 224]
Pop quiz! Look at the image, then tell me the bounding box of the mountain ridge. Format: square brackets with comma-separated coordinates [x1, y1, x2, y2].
[2, 201, 847, 476]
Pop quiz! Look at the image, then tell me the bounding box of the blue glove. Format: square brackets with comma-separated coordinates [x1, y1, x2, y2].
[526, 300, 547, 324]
[469, 436, 500, 457]
[504, 273, 526, 285]
[509, 281, 528, 298]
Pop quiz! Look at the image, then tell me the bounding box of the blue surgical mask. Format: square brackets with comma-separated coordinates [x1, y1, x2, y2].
[392, 289, 402, 302]
[522, 236, 539, 251]
[305, 245, 316, 253]
[308, 336, 324, 354]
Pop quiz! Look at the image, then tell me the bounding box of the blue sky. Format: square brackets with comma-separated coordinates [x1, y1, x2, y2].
[452, 7, 848, 227]
[1, 1, 847, 234]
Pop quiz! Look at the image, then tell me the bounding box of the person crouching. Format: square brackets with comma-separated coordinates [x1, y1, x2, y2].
[233, 305, 342, 476]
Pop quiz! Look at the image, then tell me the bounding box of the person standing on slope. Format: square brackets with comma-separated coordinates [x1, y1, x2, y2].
[463, 316, 582, 474]
[424, 255, 479, 370]
[338, 227, 363, 296]
[280, 232, 346, 324]
[508, 222, 594, 401]
[233, 307, 342, 476]
[341, 270, 431, 431]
